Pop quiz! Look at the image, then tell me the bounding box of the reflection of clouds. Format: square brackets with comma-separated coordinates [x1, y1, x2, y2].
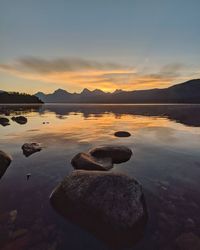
[43, 104, 200, 127]
[2, 105, 200, 149]
[139, 126, 178, 144]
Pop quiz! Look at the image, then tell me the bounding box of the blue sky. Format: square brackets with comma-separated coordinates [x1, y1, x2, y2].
[0, 0, 200, 93]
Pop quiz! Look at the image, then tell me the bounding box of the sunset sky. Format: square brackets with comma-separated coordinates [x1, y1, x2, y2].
[0, 0, 200, 94]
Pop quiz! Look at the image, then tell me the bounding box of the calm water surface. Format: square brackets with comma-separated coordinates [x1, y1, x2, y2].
[0, 104, 200, 250]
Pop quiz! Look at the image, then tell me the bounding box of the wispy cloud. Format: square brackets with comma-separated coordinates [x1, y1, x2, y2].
[0, 57, 191, 91]
[0, 56, 128, 73]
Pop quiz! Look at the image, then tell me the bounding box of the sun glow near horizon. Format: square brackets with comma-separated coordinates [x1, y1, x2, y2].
[0, 57, 193, 94]
[1, 1, 200, 94]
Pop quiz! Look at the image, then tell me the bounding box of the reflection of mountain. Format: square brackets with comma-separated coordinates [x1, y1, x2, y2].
[1, 103, 200, 127]
[0, 104, 43, 116]
[0, 91, 43, 103]
[40, 104, 200, 127]
[35, 79, 200, 103]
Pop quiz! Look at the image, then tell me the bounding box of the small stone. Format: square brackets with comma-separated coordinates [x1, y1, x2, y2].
[184, 218, 195, 231]
[114, 131, 131, 137]
[0, 117, 10, 126]
[10, 229, 28, 239]
[27, 173, 31, 180]
[175, 232, 200, 250]
[22, 143, 42, 157]
[11, 116, 27, 125]
[9, 210, 17, 223]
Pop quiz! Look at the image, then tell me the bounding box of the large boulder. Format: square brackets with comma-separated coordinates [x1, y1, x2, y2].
[12, 116, 27, 125]
[0, 150, 12, 179]
[114, 131, 131, 137]
[22, 143, 42, 157]
[0, 117, 10, 126]
[50, 170, 147, 248]
[89, 145, 132, 164]
[71, 152, 113, 171]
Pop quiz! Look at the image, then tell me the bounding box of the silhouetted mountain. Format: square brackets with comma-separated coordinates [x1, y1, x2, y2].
[0, 91, 43, 103]
[35, 79, 200, 103]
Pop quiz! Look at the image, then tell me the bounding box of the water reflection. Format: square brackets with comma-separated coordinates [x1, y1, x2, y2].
[0, 104, 200, 250]
[41, 104, 200, 127]
[1, 103, 200, 126]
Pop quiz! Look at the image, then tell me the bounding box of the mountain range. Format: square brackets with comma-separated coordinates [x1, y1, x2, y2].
[35, 79, 200, 103]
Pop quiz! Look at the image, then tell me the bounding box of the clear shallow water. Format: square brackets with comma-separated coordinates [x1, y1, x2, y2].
[0, 104, 200, 250]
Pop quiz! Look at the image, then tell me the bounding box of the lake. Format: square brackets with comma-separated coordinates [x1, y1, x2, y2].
[0, 104, 200, 250]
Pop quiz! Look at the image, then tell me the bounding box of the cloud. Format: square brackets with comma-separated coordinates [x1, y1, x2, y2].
[1, 56, 128, 73]
[158, 63, 185, 77]
[0, 57, 190, 92]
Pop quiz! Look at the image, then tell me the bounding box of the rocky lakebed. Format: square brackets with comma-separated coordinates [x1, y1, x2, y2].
[0, 104, 200, 250]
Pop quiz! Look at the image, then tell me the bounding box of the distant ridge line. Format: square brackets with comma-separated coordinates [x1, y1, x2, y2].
[34, 79, 200, 104]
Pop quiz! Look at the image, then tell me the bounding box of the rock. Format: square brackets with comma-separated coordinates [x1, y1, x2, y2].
[0, 117, 10, 126]
[10, 229, 28, 240]
[114, 131, 131, 137]
[26, 173, 31, 180]
[11, 116, 27, 125]
[50, 170, 147, 248]
[3, 234, 31, 250]
[0, 150, 12, 179]
[89, 145, 132, 164]
[175, 232, 200, 250]
[71, 152, 113, 171]
[9, 210, 17, 223]
[184, 218, 195, 231]
[22, 143, 42, 157]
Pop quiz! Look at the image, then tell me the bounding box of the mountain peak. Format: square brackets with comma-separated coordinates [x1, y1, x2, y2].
[81, 88, 91, 94]
[54, 88, 68, 94]
[92, 89, 105, 94]
[33, 79, 200, 103]
[35, 91, 44, 95]
[113, 89, 123, 94]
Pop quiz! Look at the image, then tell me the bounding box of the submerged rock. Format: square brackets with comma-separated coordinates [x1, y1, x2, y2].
[0, 117, 10, 126]
[9, 210, 17, 223]
[22, 143, 42, 157]
[71, 152, 113, 171]
[26, 173, 31, 180]
[12, 116, 27, 125]
[175, 232, 200, 250]
[89, 145, 132, 164]
[114, 131, 131, 137]
[50, 170, 147, 248]
[10, 228, 28, 240]
[0, 150, 12, 179]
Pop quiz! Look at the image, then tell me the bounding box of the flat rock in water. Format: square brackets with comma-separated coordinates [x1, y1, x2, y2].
[22, 143, 42, 157]
[114, 131, 131, 137]
[12, 116, 27, 125]
[89, 145, 132, 164]
[0, 117, 10, 127]
[50, 170, 147, 248]
[71, 152, 113, 171]
[0, 150, 12, 179]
